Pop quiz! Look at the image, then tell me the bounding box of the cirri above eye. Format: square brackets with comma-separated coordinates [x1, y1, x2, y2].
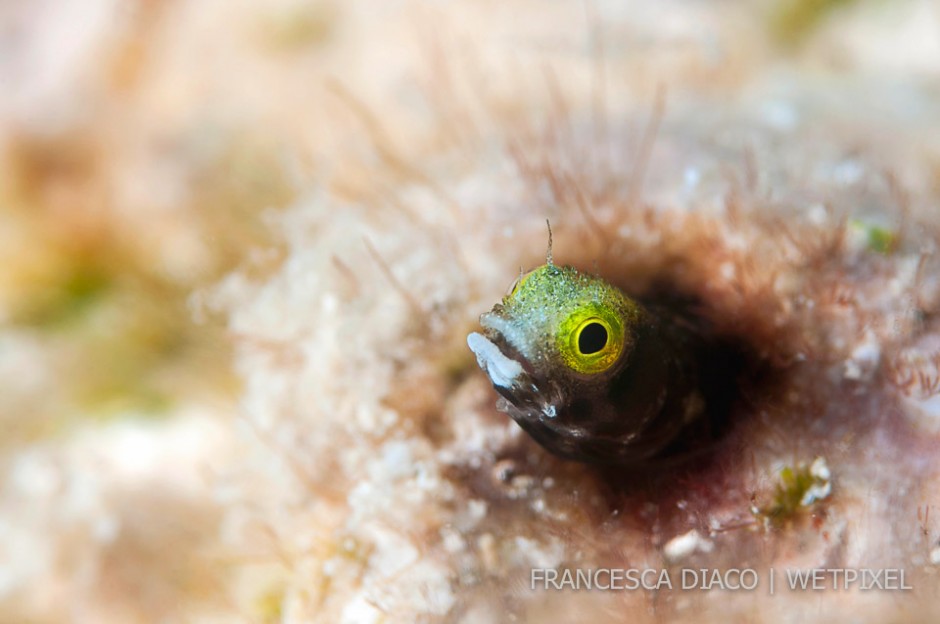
[467, 262, 709, 465]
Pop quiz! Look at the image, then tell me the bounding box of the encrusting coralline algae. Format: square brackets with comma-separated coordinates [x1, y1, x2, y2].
[217, 51, 940, 624]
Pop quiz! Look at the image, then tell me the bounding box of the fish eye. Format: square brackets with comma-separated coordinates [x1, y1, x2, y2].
[560, 312, 624, 375]
[577, 321, 608, 355]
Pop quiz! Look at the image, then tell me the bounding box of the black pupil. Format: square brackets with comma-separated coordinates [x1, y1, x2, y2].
[578, 322, 608, 355]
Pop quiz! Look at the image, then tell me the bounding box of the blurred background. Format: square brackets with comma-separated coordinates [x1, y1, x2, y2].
[1, 0, 938, 622]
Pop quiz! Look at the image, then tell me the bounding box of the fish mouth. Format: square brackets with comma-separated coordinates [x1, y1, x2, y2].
[467, 309, 539, 386]
[468, 328, 644, 461]
[467, 323, 564, 426]
[466, 308, 548, 400]
[466, 331, 531, 394]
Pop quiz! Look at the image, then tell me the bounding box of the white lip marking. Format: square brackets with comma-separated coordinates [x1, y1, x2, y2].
[467, 332, 525, 390]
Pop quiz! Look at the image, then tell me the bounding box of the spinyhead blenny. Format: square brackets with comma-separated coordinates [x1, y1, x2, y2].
[468, 261, 708, 465]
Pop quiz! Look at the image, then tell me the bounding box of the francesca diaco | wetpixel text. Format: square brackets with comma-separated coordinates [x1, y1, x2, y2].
[530, 568, 913, 592]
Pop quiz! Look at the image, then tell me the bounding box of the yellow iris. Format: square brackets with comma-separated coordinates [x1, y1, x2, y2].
[558, 304, 625, 375]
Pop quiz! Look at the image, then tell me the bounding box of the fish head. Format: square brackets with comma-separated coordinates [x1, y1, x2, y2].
[468, 264, 648, 455]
